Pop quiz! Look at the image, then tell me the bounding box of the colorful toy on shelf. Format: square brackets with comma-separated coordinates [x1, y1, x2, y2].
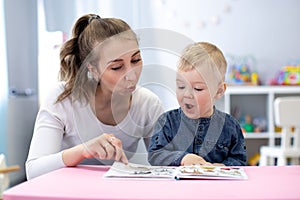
[226, 55, 259, 85]
[252, 116, 267, 132]
[240, 114, 267, 133]
[270, 65, 300, 85]
[243, 114, 254, 133]
[248, 153, 260, 166]
[228, 64, 251, 83]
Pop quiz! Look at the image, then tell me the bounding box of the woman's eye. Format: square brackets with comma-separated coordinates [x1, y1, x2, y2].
[131, 58, 141, 64]
[111, 65, 122, 70]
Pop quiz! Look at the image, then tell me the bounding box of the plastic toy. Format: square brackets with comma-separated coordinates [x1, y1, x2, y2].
[240, 114, 267, 133]
[227, 64, 251, 84]
[270, 65, 300, 85]
[248, 153, 260, 166]
[226, 55, 259, 85]
[243, 114, 254, 132]
[252, 116, 267, 132]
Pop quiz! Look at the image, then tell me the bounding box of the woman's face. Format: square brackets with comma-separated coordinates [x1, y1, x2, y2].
[96, 37, 142, 95]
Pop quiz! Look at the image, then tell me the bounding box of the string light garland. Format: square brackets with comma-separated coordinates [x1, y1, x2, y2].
[154, 0, 235, 30]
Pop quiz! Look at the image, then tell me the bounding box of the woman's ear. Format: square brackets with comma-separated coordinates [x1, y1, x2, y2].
[87, 63, 95, 73]
[215, 82, 226, 99]
[87, 64, 100, 82]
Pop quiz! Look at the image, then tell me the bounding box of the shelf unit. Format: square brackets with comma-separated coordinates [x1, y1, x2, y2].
[221, 85, 300, 163]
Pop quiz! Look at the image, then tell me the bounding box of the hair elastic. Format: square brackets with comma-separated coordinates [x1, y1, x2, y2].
[88, 15, 101, 24]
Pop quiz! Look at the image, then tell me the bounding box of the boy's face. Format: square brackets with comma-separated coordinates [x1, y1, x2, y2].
[176, 68, 220, 119]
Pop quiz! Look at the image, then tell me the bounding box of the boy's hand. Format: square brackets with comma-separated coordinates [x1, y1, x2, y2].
[212, 163, 225, 166]
[180, 154, 212, 166]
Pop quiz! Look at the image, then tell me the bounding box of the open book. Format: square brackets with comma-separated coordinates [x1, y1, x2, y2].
[104, 162, 248, 180]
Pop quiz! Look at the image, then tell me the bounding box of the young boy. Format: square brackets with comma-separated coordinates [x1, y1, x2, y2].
[148, 42, 247, 166]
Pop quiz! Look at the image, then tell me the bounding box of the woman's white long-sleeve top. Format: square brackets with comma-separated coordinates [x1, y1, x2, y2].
[26, 82, 163, 180]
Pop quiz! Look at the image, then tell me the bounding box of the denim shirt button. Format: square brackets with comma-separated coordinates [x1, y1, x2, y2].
[195, 139, 203, 145]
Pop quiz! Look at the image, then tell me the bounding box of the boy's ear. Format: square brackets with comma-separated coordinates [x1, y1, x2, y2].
[215, 82, 226, 99]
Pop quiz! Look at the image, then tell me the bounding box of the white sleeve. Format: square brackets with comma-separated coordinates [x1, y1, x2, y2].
[134, 87, 164, 147]
[26, 84, 67, 180]
[26, 152, 64, 180]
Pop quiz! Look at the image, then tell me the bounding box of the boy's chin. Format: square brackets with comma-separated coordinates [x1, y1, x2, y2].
[182, 109, 200, 119]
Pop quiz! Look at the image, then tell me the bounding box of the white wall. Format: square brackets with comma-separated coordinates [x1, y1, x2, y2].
[93, 0, 300, 112]
[135, 0, 300, 85]
[40, 0, 300, 102]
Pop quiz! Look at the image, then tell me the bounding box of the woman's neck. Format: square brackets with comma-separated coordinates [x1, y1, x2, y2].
[94, 86, 132, 126]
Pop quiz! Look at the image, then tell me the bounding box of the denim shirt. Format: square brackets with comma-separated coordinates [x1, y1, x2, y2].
[148, 107, 247, 166]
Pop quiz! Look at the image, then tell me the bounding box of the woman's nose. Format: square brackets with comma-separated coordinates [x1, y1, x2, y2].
[125, 68, 137, 81]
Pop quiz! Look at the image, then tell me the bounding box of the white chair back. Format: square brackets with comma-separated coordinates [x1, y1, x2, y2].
[274, 96, 300, 127]
[274, 97, 300, 149]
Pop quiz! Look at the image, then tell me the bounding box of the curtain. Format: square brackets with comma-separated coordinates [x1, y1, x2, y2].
[43, 0, 76, 34]
[43, 0, 104, 35]
[0, 0, 8, 153]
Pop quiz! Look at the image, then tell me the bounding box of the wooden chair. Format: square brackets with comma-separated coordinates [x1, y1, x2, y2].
[259, 96, 300, 166]
[0, 154, 9, 199]
[0, 154, 20, 199]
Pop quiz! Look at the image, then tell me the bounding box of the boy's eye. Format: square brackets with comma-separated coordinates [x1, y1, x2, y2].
[177, 85, 185, 89]
[194, 88, 203, 91]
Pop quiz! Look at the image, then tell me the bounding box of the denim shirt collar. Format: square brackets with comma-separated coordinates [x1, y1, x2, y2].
[179, 106, 220, 125]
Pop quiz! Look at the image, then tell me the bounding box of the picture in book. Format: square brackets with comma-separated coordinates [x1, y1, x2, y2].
[104, 162, 248, 180]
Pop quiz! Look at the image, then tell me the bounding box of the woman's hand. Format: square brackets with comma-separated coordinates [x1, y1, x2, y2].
[82, 133, 128, 163]
[62, 133, 128, 166]
[181, 154, 212, 166]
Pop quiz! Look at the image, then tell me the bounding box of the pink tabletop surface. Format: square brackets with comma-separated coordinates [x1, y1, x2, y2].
[3, 165, 300, 200]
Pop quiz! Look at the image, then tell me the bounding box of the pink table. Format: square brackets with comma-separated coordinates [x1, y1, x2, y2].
[3, 165, 300, 200]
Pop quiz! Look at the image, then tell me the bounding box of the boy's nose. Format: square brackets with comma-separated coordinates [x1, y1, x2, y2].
[184, 89, 194, 99]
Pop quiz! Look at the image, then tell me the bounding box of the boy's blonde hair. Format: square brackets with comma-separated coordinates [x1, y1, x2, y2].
[178, 42, 227, 83]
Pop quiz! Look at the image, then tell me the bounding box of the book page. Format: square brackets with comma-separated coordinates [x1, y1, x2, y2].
[104, 162, 248, 180]
[175, 165, 248, 180]
[103, 162, 177, 179]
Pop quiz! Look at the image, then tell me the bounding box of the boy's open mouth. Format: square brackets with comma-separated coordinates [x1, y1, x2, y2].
[185, 104, 194, 109]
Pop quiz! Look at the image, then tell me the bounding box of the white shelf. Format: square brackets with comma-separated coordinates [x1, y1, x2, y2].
[222, 85, 300, 161]
[243, 132, 282, 139]
[226, 85, 300, 94]
[224, 85, 300, 139]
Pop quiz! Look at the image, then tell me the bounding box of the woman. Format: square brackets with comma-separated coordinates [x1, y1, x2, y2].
[26, 14, 163, 179]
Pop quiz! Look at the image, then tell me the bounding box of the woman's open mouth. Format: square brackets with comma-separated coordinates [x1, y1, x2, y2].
[126, 85, 136, 92]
